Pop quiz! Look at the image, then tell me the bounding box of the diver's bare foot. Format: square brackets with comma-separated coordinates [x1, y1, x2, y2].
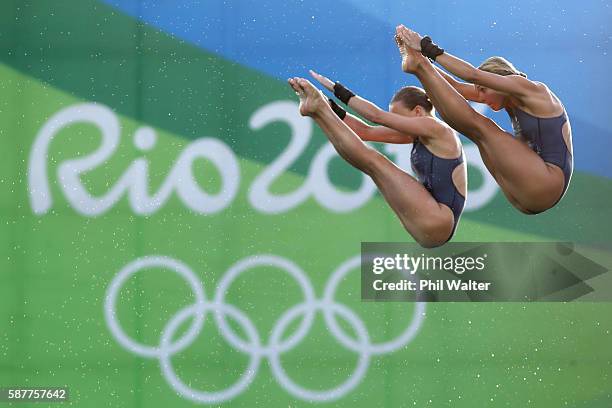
[287, 77, 326, 117]
[395, 34, 418, 74]
[395, 28, 426, 73]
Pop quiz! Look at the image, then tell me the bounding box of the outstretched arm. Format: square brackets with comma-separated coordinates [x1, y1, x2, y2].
[343, 113, 415, 144]
[397, 25, 539, 98]
[434, 53, 538, 97]
[434, 66, 481, 102]
[310, 70, 440, 140]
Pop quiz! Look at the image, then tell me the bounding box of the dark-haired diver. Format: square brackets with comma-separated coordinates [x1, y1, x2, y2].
[396, 25, 573, 214]
[287, 73, 466, 248]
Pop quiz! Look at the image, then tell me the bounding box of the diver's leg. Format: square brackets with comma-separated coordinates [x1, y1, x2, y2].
[288, 77, 455, 246]
[408, 55, 564, 212]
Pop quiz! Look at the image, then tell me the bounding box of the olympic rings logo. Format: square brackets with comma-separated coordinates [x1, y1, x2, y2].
[104, 254, 426, 403]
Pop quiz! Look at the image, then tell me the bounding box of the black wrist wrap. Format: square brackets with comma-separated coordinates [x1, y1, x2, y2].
[333, 82, 356, 104]
[328, 98, 347, 120]
[420, 36, 444, 61]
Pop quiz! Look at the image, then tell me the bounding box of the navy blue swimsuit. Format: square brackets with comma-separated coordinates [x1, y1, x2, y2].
[510, 107, 573, 201]
[411, 140, 465, 242]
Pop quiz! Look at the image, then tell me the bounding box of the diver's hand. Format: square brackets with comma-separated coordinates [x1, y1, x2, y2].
[309, 70, 335, 92]
[397, 24, 423, 51]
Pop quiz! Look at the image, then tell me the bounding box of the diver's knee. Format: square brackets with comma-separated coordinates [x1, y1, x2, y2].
[411, 217, 452, 248]
[415, 237, 446, 249]
[515, 203, 548, 215]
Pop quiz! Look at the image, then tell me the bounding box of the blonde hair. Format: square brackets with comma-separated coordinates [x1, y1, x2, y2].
[478, 56, 527, 78]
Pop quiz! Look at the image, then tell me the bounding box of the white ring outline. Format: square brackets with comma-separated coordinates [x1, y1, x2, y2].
[159, 303, 262, 404]
[213, 255, 316, 355]
[268, 300, 371, 402]
[322, 255, 426, 355]
[104, 256, 206, 358]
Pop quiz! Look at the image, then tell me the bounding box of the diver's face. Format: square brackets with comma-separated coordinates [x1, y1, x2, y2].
[476, 85, 506, 111]
[389, 102, 419, 117]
